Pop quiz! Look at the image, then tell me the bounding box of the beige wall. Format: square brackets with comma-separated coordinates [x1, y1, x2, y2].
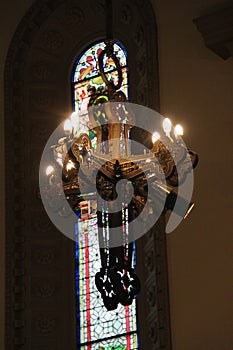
[153, 0, 233, 349]
[1, 1, 232, 349]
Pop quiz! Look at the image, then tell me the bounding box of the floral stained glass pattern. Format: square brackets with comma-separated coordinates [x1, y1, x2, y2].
[72, 41, 128, 113]
[72, 41, 139, 350]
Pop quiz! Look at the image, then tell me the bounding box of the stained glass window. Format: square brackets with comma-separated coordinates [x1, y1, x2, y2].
[72, 41, 139, 350]
[72, 41, 128, 112]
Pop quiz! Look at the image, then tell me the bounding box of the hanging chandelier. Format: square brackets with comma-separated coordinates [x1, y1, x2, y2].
[42, 1, 198, 311]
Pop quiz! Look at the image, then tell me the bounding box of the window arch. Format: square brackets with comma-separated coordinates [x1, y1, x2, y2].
[72, 40, 138, 350]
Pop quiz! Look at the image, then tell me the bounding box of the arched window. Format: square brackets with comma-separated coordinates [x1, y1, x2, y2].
[72, 40, 138, 350]
[5, 1, 172, 349]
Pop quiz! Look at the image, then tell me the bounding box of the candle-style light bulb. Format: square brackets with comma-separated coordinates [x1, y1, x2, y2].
[70, 112, 79, 136]
[46, 165, 54, 176]
[162, 118, 172, 136]
[174, 124, 183, 136]
[64, 119, 72, 135]
[70, 112, 79, 131]
[152, 131, 160, 143]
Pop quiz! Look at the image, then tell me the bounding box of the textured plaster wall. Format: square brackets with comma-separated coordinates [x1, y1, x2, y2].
[0, 2, 35, 348]
[0, 1, 232, 350]
[153, 0, 233, 349]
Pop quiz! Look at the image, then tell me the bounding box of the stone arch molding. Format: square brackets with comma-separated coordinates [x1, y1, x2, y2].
[5, 0, 171, 349]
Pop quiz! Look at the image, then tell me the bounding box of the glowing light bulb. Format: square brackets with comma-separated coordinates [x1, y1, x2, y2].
[174, 124, 183, 136]
[163, 118, 172, 135]
[152, 132, 160, 143]
[64, 119, 72, 135]
[70, 112, 79, 129]
[56, 158, 63, 167]
[55, 152, 63, 166]
[46, 165, 54, 176]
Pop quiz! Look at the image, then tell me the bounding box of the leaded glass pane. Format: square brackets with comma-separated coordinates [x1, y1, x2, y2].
[72, 40, 138, 350]
[72, 41, 128, 113]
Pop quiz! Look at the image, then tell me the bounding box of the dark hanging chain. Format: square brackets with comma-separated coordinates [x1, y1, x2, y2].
[106, 0, 113, 41]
